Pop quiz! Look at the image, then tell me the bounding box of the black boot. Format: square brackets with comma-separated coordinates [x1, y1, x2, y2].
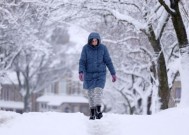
[89, 108, 96, 120]
[96, 105, 103, 119]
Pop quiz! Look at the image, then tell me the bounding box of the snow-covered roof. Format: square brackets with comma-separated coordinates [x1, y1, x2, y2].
[0, 100, 24, 109]
[36, 95, 88, 106]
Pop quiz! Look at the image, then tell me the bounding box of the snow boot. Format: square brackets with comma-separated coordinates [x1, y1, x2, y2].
[89, 108, 96, 120]
[95, 105, 103, 119]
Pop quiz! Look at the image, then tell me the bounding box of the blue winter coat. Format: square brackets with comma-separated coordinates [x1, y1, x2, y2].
[79, 32, 116, 90]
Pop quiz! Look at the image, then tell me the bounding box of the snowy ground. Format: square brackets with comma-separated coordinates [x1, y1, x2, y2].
[0, 107, 188, 135]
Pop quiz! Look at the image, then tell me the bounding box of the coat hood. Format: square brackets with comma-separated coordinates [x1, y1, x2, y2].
[88, 32, 101, 44]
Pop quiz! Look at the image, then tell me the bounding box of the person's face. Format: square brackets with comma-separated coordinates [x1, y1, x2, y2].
[91, 39, 98, 46]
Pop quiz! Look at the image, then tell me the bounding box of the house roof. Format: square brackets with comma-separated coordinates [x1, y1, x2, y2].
[36, 95, 88, 106]
[0, 101, 24, 109]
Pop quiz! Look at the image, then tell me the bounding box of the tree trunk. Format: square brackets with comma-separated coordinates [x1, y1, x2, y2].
[172, 4, 189, 107]
[24, 89, 30, 112]
[171, 6, 188, 47]
[148, 25, 170, 110]
[159, 0, 189, 107]
[24, 65, 30, 112]
[169, 1, 189, 107]
[158, 53, 170, 109]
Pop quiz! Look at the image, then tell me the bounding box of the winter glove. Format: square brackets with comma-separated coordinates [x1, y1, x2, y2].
[79, 73, 84, 81]
[112, 75, 117, 82]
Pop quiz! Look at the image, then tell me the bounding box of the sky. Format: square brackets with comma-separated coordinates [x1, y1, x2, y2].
[0, 107, 189, 135]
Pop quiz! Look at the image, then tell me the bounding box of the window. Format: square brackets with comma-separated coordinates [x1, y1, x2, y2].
[65, 107, 70, 113]
[54, 82, 59, 94]
[60, 80, 67, 94]
[175, 88, 181, 103]
[41, 103, 47, 109]
[52, 106, 57, 110]
[175, 88, 181, 99]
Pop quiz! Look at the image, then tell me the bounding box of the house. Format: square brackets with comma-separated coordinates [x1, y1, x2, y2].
[0, 72, 24, 113]
[169, 80, 181, 108]
[0, 72, 41, 113]
[36, 78, 90, 115]
[0, 71, 89, 115]
[37, 95, 89, 115]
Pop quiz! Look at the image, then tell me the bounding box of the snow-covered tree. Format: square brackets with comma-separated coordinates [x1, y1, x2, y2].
[0, 0, 24, 73]
[159, 0, 189, 107]
[0, 0, 54, 111]
[0, 0, 89, 111]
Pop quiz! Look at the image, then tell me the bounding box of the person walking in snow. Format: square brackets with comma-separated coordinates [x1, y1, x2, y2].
[79, 32, 116, 120]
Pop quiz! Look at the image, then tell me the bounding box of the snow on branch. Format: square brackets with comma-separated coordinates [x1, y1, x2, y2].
[0, 7, 18, 25]
[85, 5, 148, 32]
[103, 36, 140, 44]
[5, 46, 23, 71]
[155, 10, 170, 40]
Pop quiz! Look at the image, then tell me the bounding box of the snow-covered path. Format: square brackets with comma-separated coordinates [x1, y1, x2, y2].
[87, 115, 120, 135]
[0, 108, 189, 135]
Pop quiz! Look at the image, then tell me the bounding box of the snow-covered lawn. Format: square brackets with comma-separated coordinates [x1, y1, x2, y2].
[0, 108, 188, 135]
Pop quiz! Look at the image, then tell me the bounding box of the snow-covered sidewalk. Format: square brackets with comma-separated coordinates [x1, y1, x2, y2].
[0, 108, 189, 135]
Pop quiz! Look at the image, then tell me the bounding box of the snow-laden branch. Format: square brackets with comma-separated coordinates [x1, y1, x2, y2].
[180, 1, 189, 23]
[103, 36, 140, 44]
[155, 10, 170, 39]
[5, 46, 23, 70]
[0, 24, 7, 29]
[85, 5, 148, 32]
[117, 68, 151, 84]
[0, 7, 18, 24]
